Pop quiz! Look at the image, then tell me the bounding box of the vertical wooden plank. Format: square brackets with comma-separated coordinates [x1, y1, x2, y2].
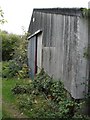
[37, 33, 43, 73]
[28, 36, 36, 79]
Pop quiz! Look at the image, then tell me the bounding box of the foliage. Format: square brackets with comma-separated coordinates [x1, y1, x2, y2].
[12, 84, 29, 94]
[1, 30, 29, 79]
[33, 69, 66, 103]
[12, 33, 29, 79]
[1, 31, 20, 61]
[83, 46, 90, 60]
[0, 7, 7, 24]
[2, 69, 89, 119]
[13, 34, 28, 66]
[2, 61, 20, 78]
[2, 61, 29, 79]
[2, 78, 31, 106]
[81, 8, 90, 18]
[16, 64, 29, 79]
[12, 69, 89, 119]
[2, 78, 29, 118]
[2, 78, 18, 103]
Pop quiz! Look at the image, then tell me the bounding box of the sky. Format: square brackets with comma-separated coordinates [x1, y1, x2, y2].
[0, 0, 90, 35]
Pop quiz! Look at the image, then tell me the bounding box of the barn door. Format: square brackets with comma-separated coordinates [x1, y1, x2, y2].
[28, 32, 42, 79]
[37, 33, 43, 73]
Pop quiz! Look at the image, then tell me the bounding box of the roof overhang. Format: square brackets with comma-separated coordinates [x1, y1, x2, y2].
[27, 30, 42, 40]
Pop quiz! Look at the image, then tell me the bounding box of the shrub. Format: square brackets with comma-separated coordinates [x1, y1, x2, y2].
[33, 69, 66, 102]
[2, 60, 20, 78]
[16, 64, 29, 79]
[2, 61, 29, 79]
[12, 69, 85, 119]
[12, 33, 29, 79]
[13, 34, 28, 67]
[1, 30, 29, 79]
[1, 31, 20, 61]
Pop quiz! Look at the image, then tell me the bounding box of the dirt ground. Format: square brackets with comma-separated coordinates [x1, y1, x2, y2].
[2, 100, 28, 119]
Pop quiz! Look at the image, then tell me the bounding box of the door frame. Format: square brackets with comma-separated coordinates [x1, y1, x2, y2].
[27, 30, 42, 77]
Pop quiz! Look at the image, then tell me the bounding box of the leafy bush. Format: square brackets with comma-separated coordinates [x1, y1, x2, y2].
[2, 60, 20, 78]
[12, 83, 34, 95]
[12, 69, 86, 119]
[2, 61, 29, 79]
[32, 69, 66, 103]
[16, 64, 29, 79]
[12, 33, 29, 79]
[1, 31, 20, 61]
[12, 85, 27, 94]
[1, 31, 29, 79]
[13, 34, 28, 67]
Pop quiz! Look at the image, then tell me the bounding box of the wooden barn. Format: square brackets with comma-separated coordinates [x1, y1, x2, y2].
[27, 8, 90, 100]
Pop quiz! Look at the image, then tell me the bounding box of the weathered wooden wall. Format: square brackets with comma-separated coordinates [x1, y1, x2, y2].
[28, 9, 89, 99]
[28, 36, 37, 79]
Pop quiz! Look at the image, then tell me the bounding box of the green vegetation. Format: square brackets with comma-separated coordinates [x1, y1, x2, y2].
[3, 78, 18, 103]
[83, 46, 90, 60]
[2, 59, 90, 119]
[11, 69, 90, 119]
[2, 78, 30, 118]
[2, 61, 19, 78]
[2, 72, 90, 119]
[1, 29, 29, 79]
[80, 8, 90, 17]
[2, 78, 17, 118]
[2, 78, 30, 104]
[1, 26, 29, 118]
[1, 31, 20, 61]
[0, 7, 7, 24]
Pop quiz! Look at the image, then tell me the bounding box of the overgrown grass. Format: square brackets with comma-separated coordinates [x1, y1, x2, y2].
[2, 78, 17, 103]
[2, 78, 18, 118]
[2, 71, 90, 119]
[2, 78, 30, 118]
[2, 78, 30, 103]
